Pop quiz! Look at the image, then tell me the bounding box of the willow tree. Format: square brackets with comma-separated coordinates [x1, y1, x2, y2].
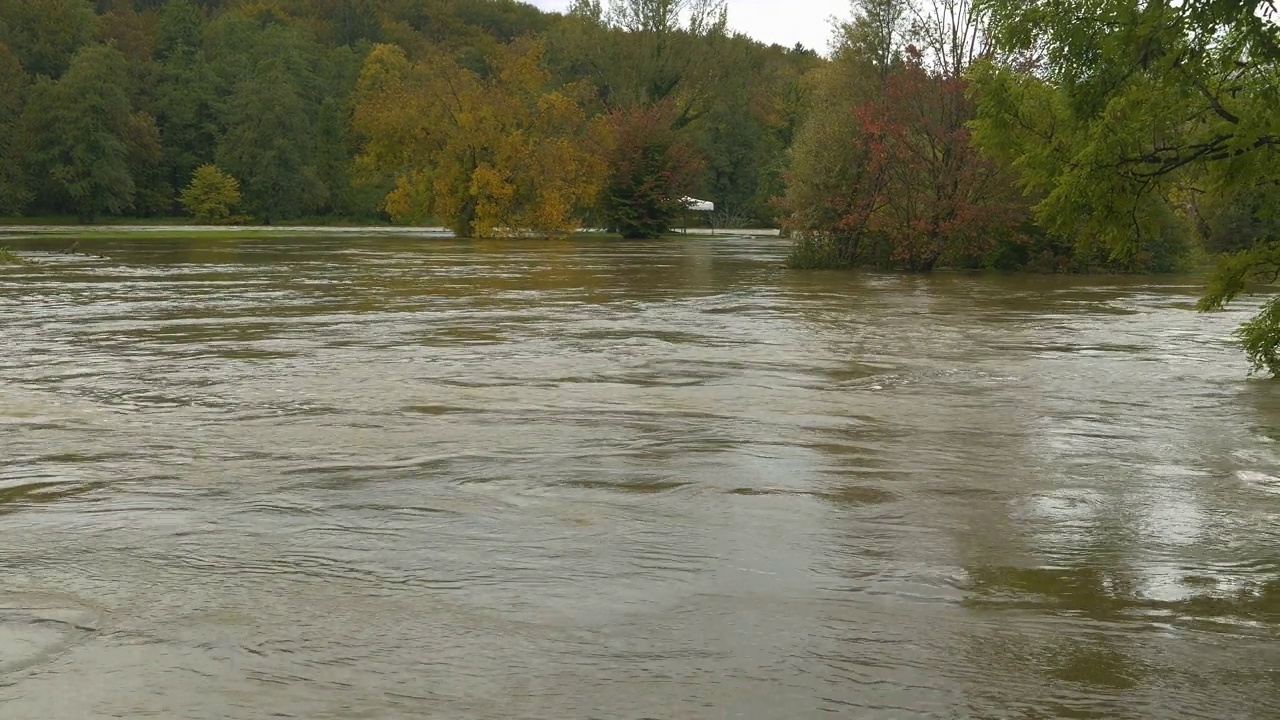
[351, 39, 605, 238]
[972, 0, 1280, 370]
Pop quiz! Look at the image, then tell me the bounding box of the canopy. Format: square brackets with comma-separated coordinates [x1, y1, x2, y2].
[682, 197, 714, 212]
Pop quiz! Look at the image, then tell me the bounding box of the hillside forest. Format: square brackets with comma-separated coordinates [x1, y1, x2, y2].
[0, 0, 1278, 367]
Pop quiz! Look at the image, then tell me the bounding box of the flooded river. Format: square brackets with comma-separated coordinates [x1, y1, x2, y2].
[1, 231, 1277, 718]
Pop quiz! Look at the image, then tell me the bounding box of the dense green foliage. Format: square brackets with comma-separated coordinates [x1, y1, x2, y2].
[23, 44, 146, 221]
[971, 0, 1280, 371]
[180, 163, 241, 222]
[0, 0, 818, 228]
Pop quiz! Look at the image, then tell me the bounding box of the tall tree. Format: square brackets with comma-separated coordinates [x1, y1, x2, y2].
[0, 0, 98, 78]
[972, 0, 1279, 367]
[607, 0, 726, 36]
[23, 44, 139, 220]
[151, 0, 219, 210]
[206, 9, 350, 222]
[838, 0, 908, 74]
[0, 43, 31, 215]
[216, 62, 326, 223]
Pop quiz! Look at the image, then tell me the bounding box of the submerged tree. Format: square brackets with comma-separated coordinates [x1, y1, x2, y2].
[782, 0, 1032, 270]
[352, 40, 606, 237]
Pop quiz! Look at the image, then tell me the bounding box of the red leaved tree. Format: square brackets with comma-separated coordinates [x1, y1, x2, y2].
[599, 101, 704, 239]
[856, 50, 1030, 270]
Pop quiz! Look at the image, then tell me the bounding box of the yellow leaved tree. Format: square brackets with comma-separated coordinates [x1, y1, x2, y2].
[351, 39, 605, 238]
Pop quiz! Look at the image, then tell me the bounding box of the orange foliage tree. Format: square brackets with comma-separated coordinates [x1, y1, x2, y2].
[351, 39, 606, 238]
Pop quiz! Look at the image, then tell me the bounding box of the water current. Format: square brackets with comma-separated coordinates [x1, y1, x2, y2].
[1, 230, 1277, 718]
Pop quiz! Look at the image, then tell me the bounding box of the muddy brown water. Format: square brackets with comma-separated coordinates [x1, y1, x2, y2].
[1, 231, 1277, 718]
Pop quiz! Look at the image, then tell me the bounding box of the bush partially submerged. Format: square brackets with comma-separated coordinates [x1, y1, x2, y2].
[785, 233, 856, 269]
[0, 246, 30, 265]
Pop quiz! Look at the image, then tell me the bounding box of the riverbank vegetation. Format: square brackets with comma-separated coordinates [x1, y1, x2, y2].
[0, 0, 1277, 369]
[0, 246, 26, 264]
[0, 0, 818, 238]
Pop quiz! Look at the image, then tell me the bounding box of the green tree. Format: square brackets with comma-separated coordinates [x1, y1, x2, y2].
[973, 0, 1279, 368]
[0, 43, 32, 214]
[123, 110, 170, 216]
[23, 44, 138, 221]
[206, 10, 342, 223]
[149, 0, 220, 210]
[0, 0, 98, 78]
[687, 37, 818, 226]
[180, 164, 241, 222]
[600, 101, 704, 238]
[216, 63, 325, 223]
[607, 0, 726, 36]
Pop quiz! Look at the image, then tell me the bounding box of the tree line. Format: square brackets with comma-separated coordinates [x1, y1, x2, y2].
[0, 0, 817, 233]
[1, 1, 1277, 366]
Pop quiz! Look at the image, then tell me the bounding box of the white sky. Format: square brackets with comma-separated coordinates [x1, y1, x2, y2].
[527, 0, 850, 54]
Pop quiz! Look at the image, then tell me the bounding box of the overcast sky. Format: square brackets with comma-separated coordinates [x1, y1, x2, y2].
[526, 0, 850, 54]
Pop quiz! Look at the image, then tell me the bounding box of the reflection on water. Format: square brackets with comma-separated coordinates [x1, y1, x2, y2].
[1, 232, 1278, 719]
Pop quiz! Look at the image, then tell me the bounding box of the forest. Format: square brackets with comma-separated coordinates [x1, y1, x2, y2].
[0, 0, 1278, 365]
[0, 0, 819, 234]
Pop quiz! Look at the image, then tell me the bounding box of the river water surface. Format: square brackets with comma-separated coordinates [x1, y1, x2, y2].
[1, 231, 1278, 719]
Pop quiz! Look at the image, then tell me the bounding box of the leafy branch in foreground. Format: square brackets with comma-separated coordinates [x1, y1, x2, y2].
[974, 0, 1280, 372]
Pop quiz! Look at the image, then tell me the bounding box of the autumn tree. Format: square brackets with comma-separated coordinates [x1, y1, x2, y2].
[180, 164, 241, 222]
[780, 46, 893, 267]
[599, 101, 704, 238]
[0, 0, 847, 230]
[352, 39, 606, 238]
[858, 52, 1030, 270]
